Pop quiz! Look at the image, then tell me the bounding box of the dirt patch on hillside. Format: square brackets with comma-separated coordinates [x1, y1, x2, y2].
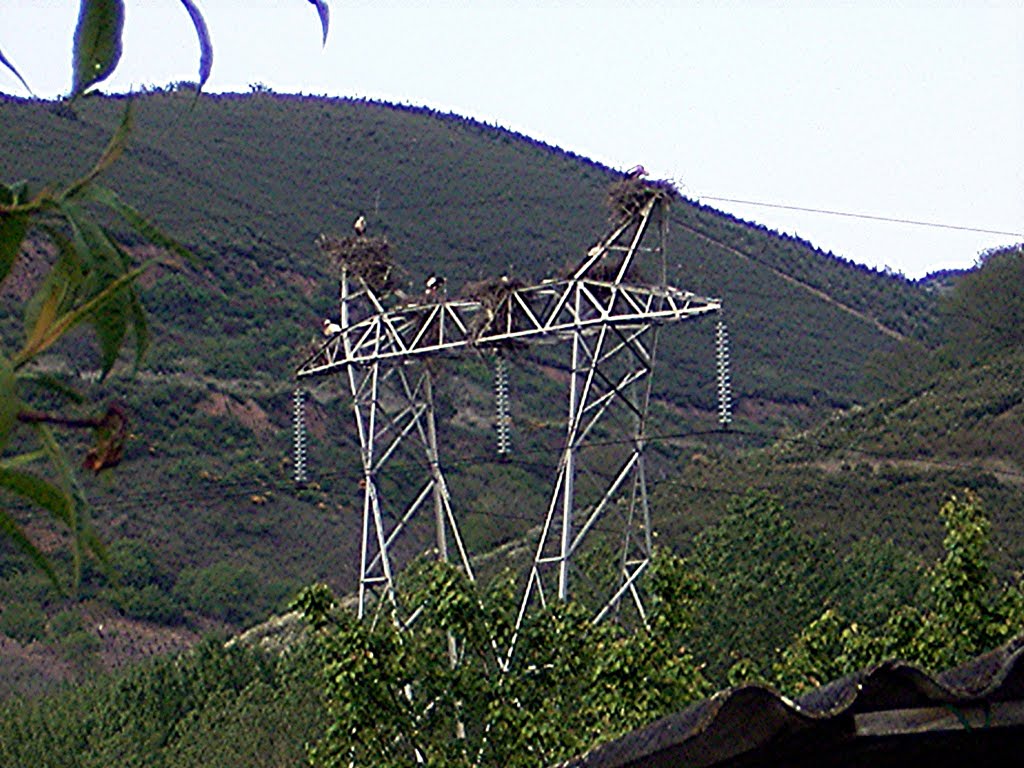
[198, 391, 275, 436]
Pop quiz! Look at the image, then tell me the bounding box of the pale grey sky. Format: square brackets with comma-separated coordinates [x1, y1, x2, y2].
[3, 1, 1022, 278]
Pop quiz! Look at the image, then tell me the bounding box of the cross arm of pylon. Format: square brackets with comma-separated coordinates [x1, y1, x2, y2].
[296, 281, 720, 378]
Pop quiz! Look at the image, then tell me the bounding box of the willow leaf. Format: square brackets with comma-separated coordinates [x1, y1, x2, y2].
[33, 423, 85, 591]
[127, 281, 150, 367]
[14, 263, 148, 368]
[0, 46, 32, 94]
[179, 0, 213, 90]
[0, 356, 16, 454]
[64, 101, 134, 198]
[0, 509, 62, 592]
[308, 0, 331, 45]
[17, 372, 85, 405]
[73, 183, 195, 265]
[0, 210, 27, 287]
[0, 466, 75, 529]
[23, 227, 81, 358]
[72, 0, 126, 97]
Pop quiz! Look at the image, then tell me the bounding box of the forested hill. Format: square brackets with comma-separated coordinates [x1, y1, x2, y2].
[0, 90, 938, 409]
[2, 88, 1016, 700]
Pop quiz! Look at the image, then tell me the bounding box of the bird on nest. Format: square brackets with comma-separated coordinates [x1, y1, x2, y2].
[353, 214, 367, 236]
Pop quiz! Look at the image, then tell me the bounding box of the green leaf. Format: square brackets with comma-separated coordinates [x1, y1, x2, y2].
[17, 372, 86, 405]
[64, 102, 134, 198]
[72, 0, 126, 97]
[179, 0, 214, 90]
[92, 282, 129, 376]
[55, 200, 139, 376]
[308, 0, 331, 45]
[16, 259, 148, 369]
[0, 210, 28, 287]
[0, 355, 17, 454]
[127, 282, 150, 367]
[22, 227, 81, 360]
[0, 46, 32, 95]
[33, 424, 87, 591]
[73, 183, 195, 265]
[0, 509, 62, 592]
[0, 466, 75, 529]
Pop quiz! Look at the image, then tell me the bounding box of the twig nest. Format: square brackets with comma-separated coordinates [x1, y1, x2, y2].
[316, 233, 396, 293]
[606, 177, 679, 221]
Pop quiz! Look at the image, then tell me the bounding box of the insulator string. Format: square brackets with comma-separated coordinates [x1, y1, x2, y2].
[716, 319, 732, 427]
[293, 386, 309, 484]
[495, 354, 512, 455]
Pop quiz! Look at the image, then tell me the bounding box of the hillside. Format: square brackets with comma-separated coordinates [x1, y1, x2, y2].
[0, 90, 974, 694]
[651, 343, 1024, 579]
[0, 91, 938, 406]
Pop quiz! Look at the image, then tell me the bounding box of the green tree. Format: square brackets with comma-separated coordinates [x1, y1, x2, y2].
[774, 491, 1024, 694]
[941, 246, 1024, 365]
[296, 554, 710, 768]
[685, 492, 839, 683]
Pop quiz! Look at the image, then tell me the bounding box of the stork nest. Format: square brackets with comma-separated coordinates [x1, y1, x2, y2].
[462, 276, 527, 310]
[606, 177, 679, 221]
[316, 233, 396, 293]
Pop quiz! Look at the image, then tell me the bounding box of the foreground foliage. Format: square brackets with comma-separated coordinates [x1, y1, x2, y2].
[774, 490, 1024, 693]
[0, 638, 325, 768]
[299, 491, 1023, 767]
[0, 0, 329, 591]
[302, 555, 709, 767]
[1, 491, 1021, 766]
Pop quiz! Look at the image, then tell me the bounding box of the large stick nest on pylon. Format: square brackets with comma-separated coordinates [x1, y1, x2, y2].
[316, 233, 396, 293]
[606, 177, 679, 221]
[462, 276, 528, 344]
[462, 276, 527, 310]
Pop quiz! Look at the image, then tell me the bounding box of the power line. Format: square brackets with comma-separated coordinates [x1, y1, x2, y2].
[698, 196, 1024, 239]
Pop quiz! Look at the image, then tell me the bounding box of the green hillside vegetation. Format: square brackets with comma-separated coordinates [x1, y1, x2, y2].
[653, 244, 1024, 578]
[0, 91, 935, 406]
[1, 90, 1017, 700]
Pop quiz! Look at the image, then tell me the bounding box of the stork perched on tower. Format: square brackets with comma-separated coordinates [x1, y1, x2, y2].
[353, 214, 367, 236]
[424, 274, 446, 299]
[322, 318, 342, 336]
[626, 164, 648, 180]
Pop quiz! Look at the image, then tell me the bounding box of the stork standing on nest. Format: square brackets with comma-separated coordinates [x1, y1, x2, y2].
[353, 214, 367, 236]
[323, 318, 342, 336]
[425, 274, 446, 300]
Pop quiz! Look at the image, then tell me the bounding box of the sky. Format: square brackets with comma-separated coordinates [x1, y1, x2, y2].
[2, 1, 1022, 279]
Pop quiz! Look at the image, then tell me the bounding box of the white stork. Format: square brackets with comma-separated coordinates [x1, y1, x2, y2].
[425, 274, 446, 298]
[353, 215, 367, 236]
[322, 318, 342, 336]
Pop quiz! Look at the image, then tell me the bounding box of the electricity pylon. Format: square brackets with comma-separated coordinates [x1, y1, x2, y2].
[296, 184, 722, 624]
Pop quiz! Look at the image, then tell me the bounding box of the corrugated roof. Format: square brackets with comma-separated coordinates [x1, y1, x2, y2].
[557, 635, 1024, 768]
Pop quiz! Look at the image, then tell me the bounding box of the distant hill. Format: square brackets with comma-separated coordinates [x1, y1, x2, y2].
[0, 90, 939, 407]
[652, 248, 1024, 575]
[2, 90, 983, 694]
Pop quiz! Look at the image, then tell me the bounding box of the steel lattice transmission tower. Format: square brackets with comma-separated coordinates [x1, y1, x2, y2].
[296, 183, 722, 623]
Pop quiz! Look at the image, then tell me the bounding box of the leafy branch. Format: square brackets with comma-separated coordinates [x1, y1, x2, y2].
[0, 0, 331, 593]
